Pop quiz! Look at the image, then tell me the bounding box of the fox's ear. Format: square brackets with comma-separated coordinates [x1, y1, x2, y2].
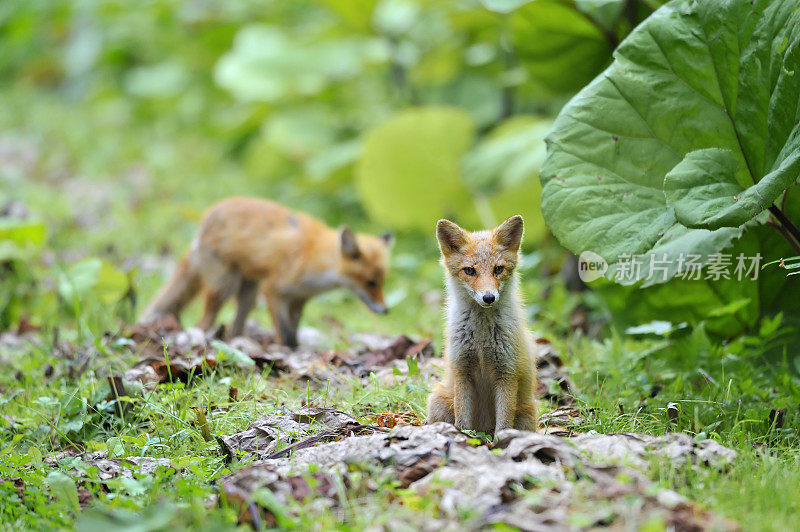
[340, 227, 361, 259]
[494, 215, 524, 252]
[436, 219, 469, 255]
[380, 231, 394, 247]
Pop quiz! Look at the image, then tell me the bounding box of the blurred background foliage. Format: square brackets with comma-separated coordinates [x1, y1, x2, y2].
[0, 0, 715, 338]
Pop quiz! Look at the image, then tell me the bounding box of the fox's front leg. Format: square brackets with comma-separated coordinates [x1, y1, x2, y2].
[494, 378, 518, 434]
[266, 294, 301, 348]
[453, 370, 475, 430]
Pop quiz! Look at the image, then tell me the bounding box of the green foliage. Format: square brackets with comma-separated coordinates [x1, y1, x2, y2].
[543, 0, 800, 269]
[764, 255, 800, 277]
[356, 107, 477, 230]
[0, 218, 47, 328]
[509, 0, 613, 94]
[357, 108, 552, 235]
[215, 25, 388, 102]
[464, 116, 551, 239]
[541, 0, 800, 333]
[0, 219, 46, 261]
[59, 258, 130, 310]
[45, 471, 80, 514]
[663, 148, 799, 230]
[210, 340, 256, 368]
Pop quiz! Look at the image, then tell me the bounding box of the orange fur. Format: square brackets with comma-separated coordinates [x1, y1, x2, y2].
[141, 197, 391, 346]
[427, 216, 537, 434]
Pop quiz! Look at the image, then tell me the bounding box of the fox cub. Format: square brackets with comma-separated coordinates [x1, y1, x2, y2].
[427, 215, 538, 433]
[140, 197, 392, 347]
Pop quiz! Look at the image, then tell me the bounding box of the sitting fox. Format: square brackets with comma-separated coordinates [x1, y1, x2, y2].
[140, 197, 392, 347]
[427, 215, 538, 433]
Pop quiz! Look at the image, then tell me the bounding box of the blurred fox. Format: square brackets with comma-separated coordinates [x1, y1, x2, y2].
[140, 197, 392, 347]
[427, 215, 537, 433]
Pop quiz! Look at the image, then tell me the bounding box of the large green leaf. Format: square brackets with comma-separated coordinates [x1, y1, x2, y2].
[59, 258, 129, 308]
[664, 147, 800, 229]
[355, 107, 477, 230]
[599, 230, 761, 335]
[480, 0, 533, 13]
[214, 25, 388, 102]
[481, 0, 618, 94]
[510, 0, 613, 94]
[356, 110, 551, 235]
[575, 0, 626, 31]
[45, 471, 80, 513]
[463, 116, 552, 241]
[423, 74, 504, 127]
[542, 0, 800, 279]
[463, 116, 551, 193]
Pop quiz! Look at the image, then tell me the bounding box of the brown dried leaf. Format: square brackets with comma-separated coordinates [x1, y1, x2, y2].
[539, 406, 585, 428]
[126, 315, 182, 347]
[77, 488, 94, 508]
[396, 452, 442, 488]
[1, 478, 25, 501]
[360, 335, 433, 369]
[222, 465, 339, 525]
[123, 351, 216, 388]
[667, 402, 680, 424]
[368, 411, 423, 428]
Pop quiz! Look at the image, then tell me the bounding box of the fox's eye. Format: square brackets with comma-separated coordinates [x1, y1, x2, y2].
[493, 265, 505, 276]
[462, 267, 476, 276]
[367, 279, 379, 289]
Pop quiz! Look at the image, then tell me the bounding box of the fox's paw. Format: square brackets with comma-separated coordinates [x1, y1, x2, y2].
[455, 419, 470, 431]
[426, 391, 455, 425]
[513, 403, 538, 432]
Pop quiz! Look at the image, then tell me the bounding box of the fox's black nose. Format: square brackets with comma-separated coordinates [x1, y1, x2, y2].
[482, 293, 496, 304]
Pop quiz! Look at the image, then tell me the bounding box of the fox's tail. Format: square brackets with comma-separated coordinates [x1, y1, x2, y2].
[139, 253, 201, 324]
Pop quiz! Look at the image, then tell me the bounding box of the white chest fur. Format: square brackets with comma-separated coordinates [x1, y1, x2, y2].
[445, 276, 524, 373]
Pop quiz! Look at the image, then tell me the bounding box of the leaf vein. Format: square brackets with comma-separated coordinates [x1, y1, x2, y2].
[643, 27, 727, 112]
[605, 75, 682, 159]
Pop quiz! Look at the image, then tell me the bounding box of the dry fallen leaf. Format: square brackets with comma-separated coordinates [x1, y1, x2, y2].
[368, 410, 423, 428]
[123, 351, 217, 389]
[119, 322, 437, 390]
[359, 335, 434, 368]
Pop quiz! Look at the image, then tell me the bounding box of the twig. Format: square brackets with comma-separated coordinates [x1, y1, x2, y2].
[768, 204, 800, 254]
[573, 9, 619, 50]
[265, 424, 387, 460]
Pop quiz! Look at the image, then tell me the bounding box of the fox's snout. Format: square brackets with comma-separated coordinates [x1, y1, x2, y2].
[351, 278, 388, 314]
[368, 301, 388, 314]
[471, 282, 500, 307]
[350, 281, 389, 314]
[361, 287, 388, 314]
[338, 226, 391, 316]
